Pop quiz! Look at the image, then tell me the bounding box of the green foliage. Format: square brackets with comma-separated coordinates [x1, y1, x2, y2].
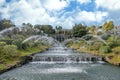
[0, 42, 7, 46]
[72, 24, 88, 37]
[112, 46, 120, 54]
[1, 45, 18, 59]
[0, 42, 7, 57]
[102, 21, 114, 32]
[78, 40, 87, 46]
[107, 35, 115, 42]
[21, 41, 46, 50]
[21, 42, 30, 50]
[56, 26, 62, 31]
[0, 42, 19, 62]
[34, 25, 55, 35]
[115, 37, 120, 46]
[0, 64, 6, 70]
[89, 25, 96, 34]
[0, 19, 15, 31]
[66, 41, 73, 47]
[99, 46, 111, 54]
[12, 35, 25, 49]
[107, 35, 120, 48]
[90, 41, 104, 50]
[107, 42, 117, 48]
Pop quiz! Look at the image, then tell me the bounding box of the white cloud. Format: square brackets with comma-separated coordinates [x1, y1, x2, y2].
[0, 0, 109, 29]
[0, 6, 10, 19]
[95, 0, 120, 25]
[42, 0, 70, 11]
[63, 17, 74, 29]
[55, 16, 74, 29]
[95, 0, 120, 10]
[0, 0, 5, 6]
[2, 0, 57, 25]
[75, 11, 108, 23]
[0, 0, 10, 19]
[77, 0, 91, 4]
[0, 0, 71, 27]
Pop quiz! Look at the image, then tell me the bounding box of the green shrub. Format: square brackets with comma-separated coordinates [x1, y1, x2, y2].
[116, 38, 120, 46]
[1, 45, 18, 59]
[107, 35, 120, 47]
[21, 40, 48, 50]
[107, 35, 115, 42]
[90, 41, 104, 50]
[66, 41, 73, 47]
[107, 41, 117, 48]
[0, 42, 6, 46]
[112, 46, 120, 54]
[99, 46, 111, 54]
[12, 40, 22, 49]
[79, 40, 87, 46]
[21, 43, 28, 50]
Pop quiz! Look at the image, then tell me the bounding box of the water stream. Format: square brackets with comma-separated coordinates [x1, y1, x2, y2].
[0, 44, 120, 80]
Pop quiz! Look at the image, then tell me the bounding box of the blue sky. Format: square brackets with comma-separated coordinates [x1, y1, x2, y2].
[0, 0, 120, 29]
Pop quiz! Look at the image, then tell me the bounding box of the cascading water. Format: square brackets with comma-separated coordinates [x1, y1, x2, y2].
[0, 25, 43, 39]
[0, 43, 120, 80]
[21, 35, 56, 46]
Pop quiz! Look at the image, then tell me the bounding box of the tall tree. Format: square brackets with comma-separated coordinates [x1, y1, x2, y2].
[89, 25, 96, 34]
[34, 25, 55, 35]
[72, 24, 88, 37]
[0, 19, 15, 30]
[102, 21, 114, 32]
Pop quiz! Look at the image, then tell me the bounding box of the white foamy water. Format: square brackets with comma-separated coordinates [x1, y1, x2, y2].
[39, 67, 87, 74]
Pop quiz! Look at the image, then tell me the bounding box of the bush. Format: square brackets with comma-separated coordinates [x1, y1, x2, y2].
[0, 42, 7, 58]
[1, 45, 18, 59]
[112, 46, 120, 54]
[99, 46, 111, 54]
[66, 41, 73, 47]
[21, 40, 47, 50]
[0, 42, 6, 46]
[107, 41, 117, 48]
[0, 41, 7, 51]
[90, 41, 104, 50]
[21, 43, 28, 50]
[116, 37, 120, 46]
[107, 35, 115, 42]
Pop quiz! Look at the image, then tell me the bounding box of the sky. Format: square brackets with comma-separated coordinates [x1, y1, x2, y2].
[0, 0, 120, 29]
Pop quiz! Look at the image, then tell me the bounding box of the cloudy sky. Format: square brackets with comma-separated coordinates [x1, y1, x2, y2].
[0, 0, 120, 29]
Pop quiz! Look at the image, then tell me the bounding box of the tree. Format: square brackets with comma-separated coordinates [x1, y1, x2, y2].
[72, 24, 88, 37]
[0, 19, 15, 31]
[89, 25, 96, 34]
[40, 25, 55, 34]
[55, 26, 63, 34]
[102, 21, 114, 32]
[26, 23, 33, 27]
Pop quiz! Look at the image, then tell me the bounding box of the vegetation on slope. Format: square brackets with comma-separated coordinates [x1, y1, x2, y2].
[0, 19, 52, 71]
[66, 21, 120, 66]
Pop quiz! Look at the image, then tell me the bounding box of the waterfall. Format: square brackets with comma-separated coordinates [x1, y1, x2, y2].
[31, 43, 105, 64]
[32, 55, 105, 64]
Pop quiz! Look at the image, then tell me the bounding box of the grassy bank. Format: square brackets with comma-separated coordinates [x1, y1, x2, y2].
[0, 45, 50, 73]
[67, 43, 120, 66]
[19, 46, 49, 56]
